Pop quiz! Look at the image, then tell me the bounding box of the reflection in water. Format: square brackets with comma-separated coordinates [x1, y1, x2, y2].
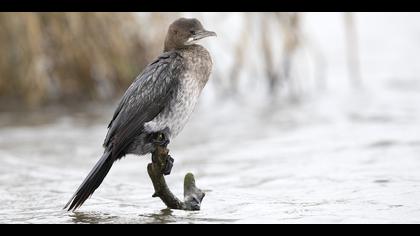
[140, 209, 177, 224]
[70, 212, 119, 224]
[68, 208, 237, 224]
[139, 209, 237, 224]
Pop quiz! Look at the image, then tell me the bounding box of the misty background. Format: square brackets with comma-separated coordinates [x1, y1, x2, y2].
[0, 12, 419, 223]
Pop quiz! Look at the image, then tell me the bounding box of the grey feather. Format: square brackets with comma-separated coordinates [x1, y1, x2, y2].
[103, 51, 184, 158]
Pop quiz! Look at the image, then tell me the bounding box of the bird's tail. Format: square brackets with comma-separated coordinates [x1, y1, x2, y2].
[64, 149, 115, 211]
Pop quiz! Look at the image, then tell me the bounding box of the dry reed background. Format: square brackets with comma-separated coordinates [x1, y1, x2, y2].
[0, 13, 152, 109]
[0, 12, 356, 109]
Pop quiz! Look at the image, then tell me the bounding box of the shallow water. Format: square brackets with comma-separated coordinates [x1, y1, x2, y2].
[1, 80, 420, 223]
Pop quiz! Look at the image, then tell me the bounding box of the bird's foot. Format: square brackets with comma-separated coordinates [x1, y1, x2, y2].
[151, 132, 170, 147]
[163, 155, 174, 176]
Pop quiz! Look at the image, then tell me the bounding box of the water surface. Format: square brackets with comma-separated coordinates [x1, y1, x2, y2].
[1, 83, 419, 223]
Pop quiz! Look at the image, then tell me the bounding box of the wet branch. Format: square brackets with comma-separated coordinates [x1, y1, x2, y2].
[147, 145, 205, 211]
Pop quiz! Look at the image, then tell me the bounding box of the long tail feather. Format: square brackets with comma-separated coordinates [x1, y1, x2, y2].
[64, 149, 114, 211]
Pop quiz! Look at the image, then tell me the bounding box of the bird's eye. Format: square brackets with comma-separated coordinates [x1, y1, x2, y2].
[190, 30, 196, 35]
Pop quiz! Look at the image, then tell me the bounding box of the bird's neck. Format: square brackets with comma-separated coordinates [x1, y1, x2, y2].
[164, 41, 196, 52]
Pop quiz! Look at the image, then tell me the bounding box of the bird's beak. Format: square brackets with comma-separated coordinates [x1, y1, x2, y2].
[194, 30, 217, 40]
[187, 30, 217, 44]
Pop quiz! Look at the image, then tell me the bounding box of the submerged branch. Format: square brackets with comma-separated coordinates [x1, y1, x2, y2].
[147, 145, 205, 211]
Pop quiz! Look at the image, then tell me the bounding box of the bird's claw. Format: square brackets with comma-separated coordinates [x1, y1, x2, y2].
[151, 132, 170, 147]
[163, 155, 174, 175]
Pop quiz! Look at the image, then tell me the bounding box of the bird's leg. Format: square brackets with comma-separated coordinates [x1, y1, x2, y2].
[151, 131, 170, 147]
[150, 130, 173, 176]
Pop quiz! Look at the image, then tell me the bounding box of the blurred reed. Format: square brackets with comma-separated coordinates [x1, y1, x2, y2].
[0, 13, 151, 109]
[210, 12, 312, 101]
[344, 12, 362, 87]
[0, 13, 358, 109]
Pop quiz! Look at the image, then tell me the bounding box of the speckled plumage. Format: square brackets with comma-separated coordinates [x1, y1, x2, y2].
[126, 45, 212, 155]
[65, 18, 215, 211]
[145, 45, 212, 137]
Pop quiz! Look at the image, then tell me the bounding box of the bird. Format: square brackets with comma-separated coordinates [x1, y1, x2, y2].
[64, 18, 216, 211]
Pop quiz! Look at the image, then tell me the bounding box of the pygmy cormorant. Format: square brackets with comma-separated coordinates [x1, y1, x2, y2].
[65, 18, 216, 211]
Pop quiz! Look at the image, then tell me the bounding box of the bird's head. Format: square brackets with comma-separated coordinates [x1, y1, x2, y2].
[164, 18, 217, 52]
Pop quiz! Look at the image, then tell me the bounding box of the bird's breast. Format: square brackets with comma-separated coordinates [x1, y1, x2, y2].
[144, 45, 212, 138]
[144, 74, 203, 138]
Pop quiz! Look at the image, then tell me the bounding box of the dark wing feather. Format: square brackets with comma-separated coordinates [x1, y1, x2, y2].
[65, 51, 183, 211]
[103, 51, 183, 153]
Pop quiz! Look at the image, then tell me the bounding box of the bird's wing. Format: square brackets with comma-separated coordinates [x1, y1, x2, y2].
[103, 51, 184, 158]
